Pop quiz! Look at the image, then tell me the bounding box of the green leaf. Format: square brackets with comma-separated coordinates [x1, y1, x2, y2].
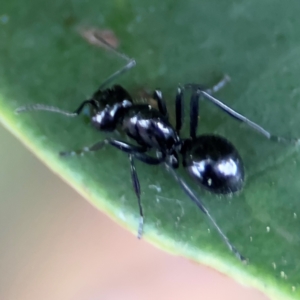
[1, 1, 300, 299]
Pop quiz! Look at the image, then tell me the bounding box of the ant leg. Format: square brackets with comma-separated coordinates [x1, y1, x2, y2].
[60, 140, 106, 156]
[129, 155, 144, 239]
[91, 33, 136, 90]
[60, 137, 162, 239]
[129, 152, 166, 238]
[204, 75, 231, 95]
[125, 152, 164, 239]
[175, 87, 184, 135]
[184, 75, 231, 95]
[59, 139, 148, 157]
[188, 76, 231, 138]
[175, 76, 230, 137]
[165, 163, 247, 262]
[176, 87, 200, 139]
[152, 90, 168, 117]
[199, 90, 300, 144]
[190, 91, 200, 139]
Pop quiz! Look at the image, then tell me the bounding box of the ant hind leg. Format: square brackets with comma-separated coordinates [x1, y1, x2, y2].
[199, 89, 300, 145]
[165, 163, 247, 263]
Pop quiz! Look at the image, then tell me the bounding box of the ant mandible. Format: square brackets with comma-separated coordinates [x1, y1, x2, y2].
[16, 34, 300, 262]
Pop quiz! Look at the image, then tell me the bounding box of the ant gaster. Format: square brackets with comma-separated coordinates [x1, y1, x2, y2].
[16, 34, 300, 263]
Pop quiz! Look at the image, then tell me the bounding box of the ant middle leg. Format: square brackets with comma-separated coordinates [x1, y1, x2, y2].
[174, 86, 199, 138]
[129, 154, 144, 239]
[187, 75, 232, 138]
[175, 75, 231, 138]
[183, 75, 231, 95]
[203, 75, 231, 95]
[60, 137, 164, 239]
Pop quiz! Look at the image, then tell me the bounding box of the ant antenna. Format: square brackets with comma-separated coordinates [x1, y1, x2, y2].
[91, 32, 136, 90]
[15, 33, 136, 116]
[15, 104, 77, 116]
[15, 99, 96, 116]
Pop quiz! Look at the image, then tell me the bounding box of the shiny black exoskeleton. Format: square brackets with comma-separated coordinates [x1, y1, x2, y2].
[16, 81, 246, 262]
[89, 85, 182, 168]
[16, 34, 299, 262]
[85, 83, 244, 195]
[182, 135, 244, 194]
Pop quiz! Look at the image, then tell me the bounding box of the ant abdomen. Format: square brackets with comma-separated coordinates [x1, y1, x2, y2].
[182, 135, 244, 194]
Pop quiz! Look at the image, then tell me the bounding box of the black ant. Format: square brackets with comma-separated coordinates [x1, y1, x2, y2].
[16, 34, 300, 262]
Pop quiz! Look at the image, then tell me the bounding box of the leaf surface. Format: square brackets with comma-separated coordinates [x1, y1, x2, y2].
[1, 1, 300, 299]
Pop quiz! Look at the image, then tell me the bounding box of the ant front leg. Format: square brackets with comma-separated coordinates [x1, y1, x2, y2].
[128, 152, 166, 238]
[175, 87, 184, 135]
[203, 75, 231, 95]
[60, 138, 163, 239]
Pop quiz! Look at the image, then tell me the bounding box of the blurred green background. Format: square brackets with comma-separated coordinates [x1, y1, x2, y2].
[0, 124, 268, 300]
[2, 0, 300, 298]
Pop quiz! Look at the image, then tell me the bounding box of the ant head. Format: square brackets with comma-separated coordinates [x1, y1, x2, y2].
[90, 85, 133, 131]
[91, 99, 132, 131]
